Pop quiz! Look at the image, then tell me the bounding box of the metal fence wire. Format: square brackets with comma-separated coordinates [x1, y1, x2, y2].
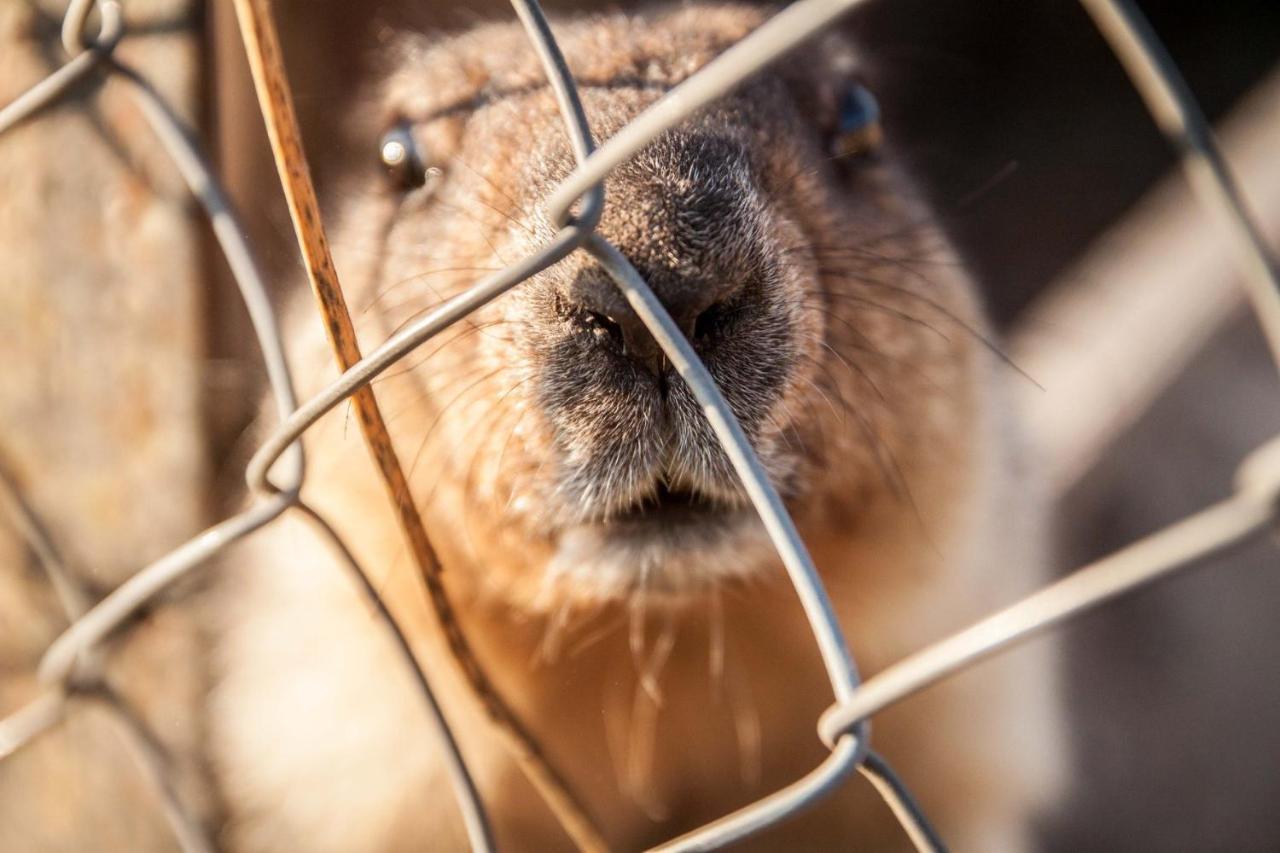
[2, 0, 1279, 850]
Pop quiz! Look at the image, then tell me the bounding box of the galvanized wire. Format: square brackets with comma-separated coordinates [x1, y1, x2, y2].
[86, 685, 217, 853]
[1076, 0, 1280, 365]
[0, 690, 64, 762]
[2, 0, 1279, 850]
[819, 439, 1280, 746]
[293, 501, 496, 853]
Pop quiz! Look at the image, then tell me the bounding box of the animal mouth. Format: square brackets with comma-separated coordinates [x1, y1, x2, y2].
[606, 480, 736, 528]
[546, 477, 769, 601]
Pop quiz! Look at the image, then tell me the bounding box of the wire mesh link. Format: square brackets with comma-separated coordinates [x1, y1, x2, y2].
[0, 0, 122, 135]
[2, 0, 1278, 850]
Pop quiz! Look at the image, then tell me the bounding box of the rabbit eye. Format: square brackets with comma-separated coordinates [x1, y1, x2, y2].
[378, 122, 430, 189]
[831, 84, 882, 159]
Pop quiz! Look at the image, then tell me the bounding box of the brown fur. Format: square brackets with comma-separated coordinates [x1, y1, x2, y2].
[209, 6, 1064, 850]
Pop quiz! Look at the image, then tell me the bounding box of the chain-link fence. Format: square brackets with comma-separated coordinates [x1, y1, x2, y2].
[2, 0, 1278, 850]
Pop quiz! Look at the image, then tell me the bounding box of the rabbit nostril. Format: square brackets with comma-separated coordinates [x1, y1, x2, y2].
[585, 310, 624, 348]
[693, 302, 726, 341]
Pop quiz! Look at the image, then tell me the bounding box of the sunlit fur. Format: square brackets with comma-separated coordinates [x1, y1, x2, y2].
[210, 6, 1066, 851]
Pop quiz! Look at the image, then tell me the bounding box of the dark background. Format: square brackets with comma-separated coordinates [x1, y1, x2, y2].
[855, 0, 1278, 327]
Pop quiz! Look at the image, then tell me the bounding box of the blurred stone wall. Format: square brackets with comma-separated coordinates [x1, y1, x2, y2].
[0, 1, 209, 849]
